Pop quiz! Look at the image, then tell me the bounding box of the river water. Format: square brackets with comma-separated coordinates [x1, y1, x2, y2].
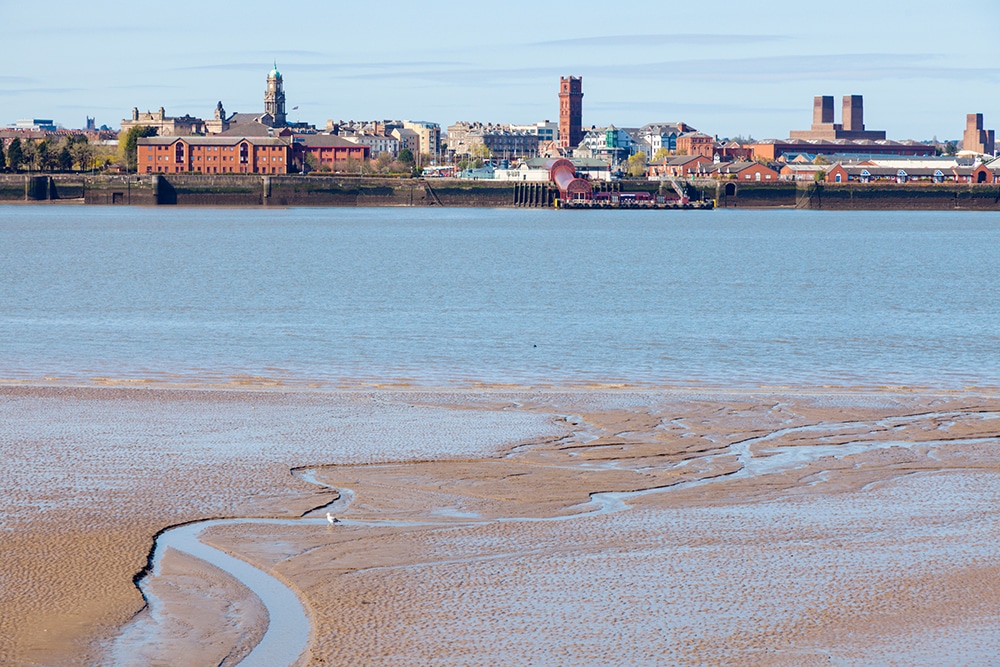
[1, 205, 998, 388]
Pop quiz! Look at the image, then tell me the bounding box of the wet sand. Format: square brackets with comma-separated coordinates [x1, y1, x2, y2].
[3, 385, 1000, 665]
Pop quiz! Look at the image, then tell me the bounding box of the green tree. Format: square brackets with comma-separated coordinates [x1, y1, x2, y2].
[36, 139, 58, 171]
[69, 136, 94, 172]
[119, 125, 158, 171]
[304, 152, 319, 172]
[470, 144, 492, 161]
[398, 148, 414, 165]
[625, 151, 647, 178]
[812, 155, 830, 165]
[7, 138, 22, 171]
[652, 147, 671, 162]
[90, 143, 117, 172]
[0, 140, 5, 172]
[21, 140, 37, 171]
[58, 146, 73, 171]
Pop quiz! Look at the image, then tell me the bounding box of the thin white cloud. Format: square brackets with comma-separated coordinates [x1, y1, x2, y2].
[317, 53, 1000, 86]
[530, 34, 788, 48]
[172, 61, 465, 73]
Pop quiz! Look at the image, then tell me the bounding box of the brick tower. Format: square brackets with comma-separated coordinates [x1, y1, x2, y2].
[963, 113, 995, 155]
[559, 76, 583, 148]
[842, 94, 864, 133]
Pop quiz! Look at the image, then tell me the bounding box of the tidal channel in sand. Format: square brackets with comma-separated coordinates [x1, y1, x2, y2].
[74, 388, 1000, 665]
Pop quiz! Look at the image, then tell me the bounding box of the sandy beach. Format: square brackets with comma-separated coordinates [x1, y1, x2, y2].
[3, 385, 1000, 665]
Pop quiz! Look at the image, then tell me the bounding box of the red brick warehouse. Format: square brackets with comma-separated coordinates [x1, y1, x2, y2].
[137, 136, 290, 174]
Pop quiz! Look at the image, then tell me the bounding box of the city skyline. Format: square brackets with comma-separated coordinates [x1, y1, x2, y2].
[5, 0, 1000, 140]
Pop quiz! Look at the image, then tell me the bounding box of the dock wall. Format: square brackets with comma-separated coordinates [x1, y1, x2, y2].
[715, 181, 1000, 210]
[3, 173, 1000, 210]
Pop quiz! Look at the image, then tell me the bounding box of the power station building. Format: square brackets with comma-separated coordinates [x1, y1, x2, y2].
[790, 95, 886, 141]
[962, 113, 995, 155]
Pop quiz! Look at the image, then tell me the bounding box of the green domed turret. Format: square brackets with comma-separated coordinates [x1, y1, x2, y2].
[269, 61, 281, 79]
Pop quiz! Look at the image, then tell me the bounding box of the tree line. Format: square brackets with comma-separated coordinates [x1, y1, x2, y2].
[0, 135, 117, 173]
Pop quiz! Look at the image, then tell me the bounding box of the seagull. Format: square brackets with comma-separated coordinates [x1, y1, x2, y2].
[326, 512, 340, 525]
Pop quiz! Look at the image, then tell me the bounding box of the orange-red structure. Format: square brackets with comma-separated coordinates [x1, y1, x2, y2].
[546, 158, 592, 200]
[138, 136, 290, 174]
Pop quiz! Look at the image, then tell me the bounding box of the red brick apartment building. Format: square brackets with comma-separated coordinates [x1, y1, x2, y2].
[138, 136, 290, 174]
[295, 135, 370, 170]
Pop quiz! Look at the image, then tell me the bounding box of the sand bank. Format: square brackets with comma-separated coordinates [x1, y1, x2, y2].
[2, 386, 1000, 665]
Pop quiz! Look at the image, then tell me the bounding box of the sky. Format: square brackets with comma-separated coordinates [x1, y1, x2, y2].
[3, 0, 999, 140]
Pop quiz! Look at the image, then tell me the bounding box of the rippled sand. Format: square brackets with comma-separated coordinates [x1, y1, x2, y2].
[3, 386, 1000, 665]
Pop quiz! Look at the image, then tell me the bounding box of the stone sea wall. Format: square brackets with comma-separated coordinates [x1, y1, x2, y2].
[0, 174, 528, 208]
[3, 173, 1000, 210]
[715, 181, 1000, 210]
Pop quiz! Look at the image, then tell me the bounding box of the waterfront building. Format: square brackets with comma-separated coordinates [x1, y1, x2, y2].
[493, 163, 552, 182]
[121, 107, 206, 136]
[714, 140, 754, 161]
[445, 121, 474, 155]
[137, 136, 290, 174]
[558, 76, 584, 148]
[637, 122, 692, 154]
[696, 160, 779, 182]
[647, 154, 712, 179]
[859, 156, 973, 170]
[522, 156, 613, 181]
[343, 133, 399, 157]
[962, 113, 995, 155]
[750, 138, 935, 161]
[328, 120, 403, 136]
[391, 127, 421, 157]
[826, 163, 997, 184]
[579, 125, 633, 162]
[445, 122, 541, 159]
[778, 158, 998, 184]
[789, 95, 887, 141]
[779, 163, 835, 181]
[509, 121, 558, 145]
[675, 132, 714, 158]
[295, 135, 370, 170]
[477, 129, 539, 159]
[781, 154, 989, 183]
[403, 121, 441, 158]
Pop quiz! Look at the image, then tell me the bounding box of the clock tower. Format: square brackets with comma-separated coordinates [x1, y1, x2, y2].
[264, 62, 286, 127]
